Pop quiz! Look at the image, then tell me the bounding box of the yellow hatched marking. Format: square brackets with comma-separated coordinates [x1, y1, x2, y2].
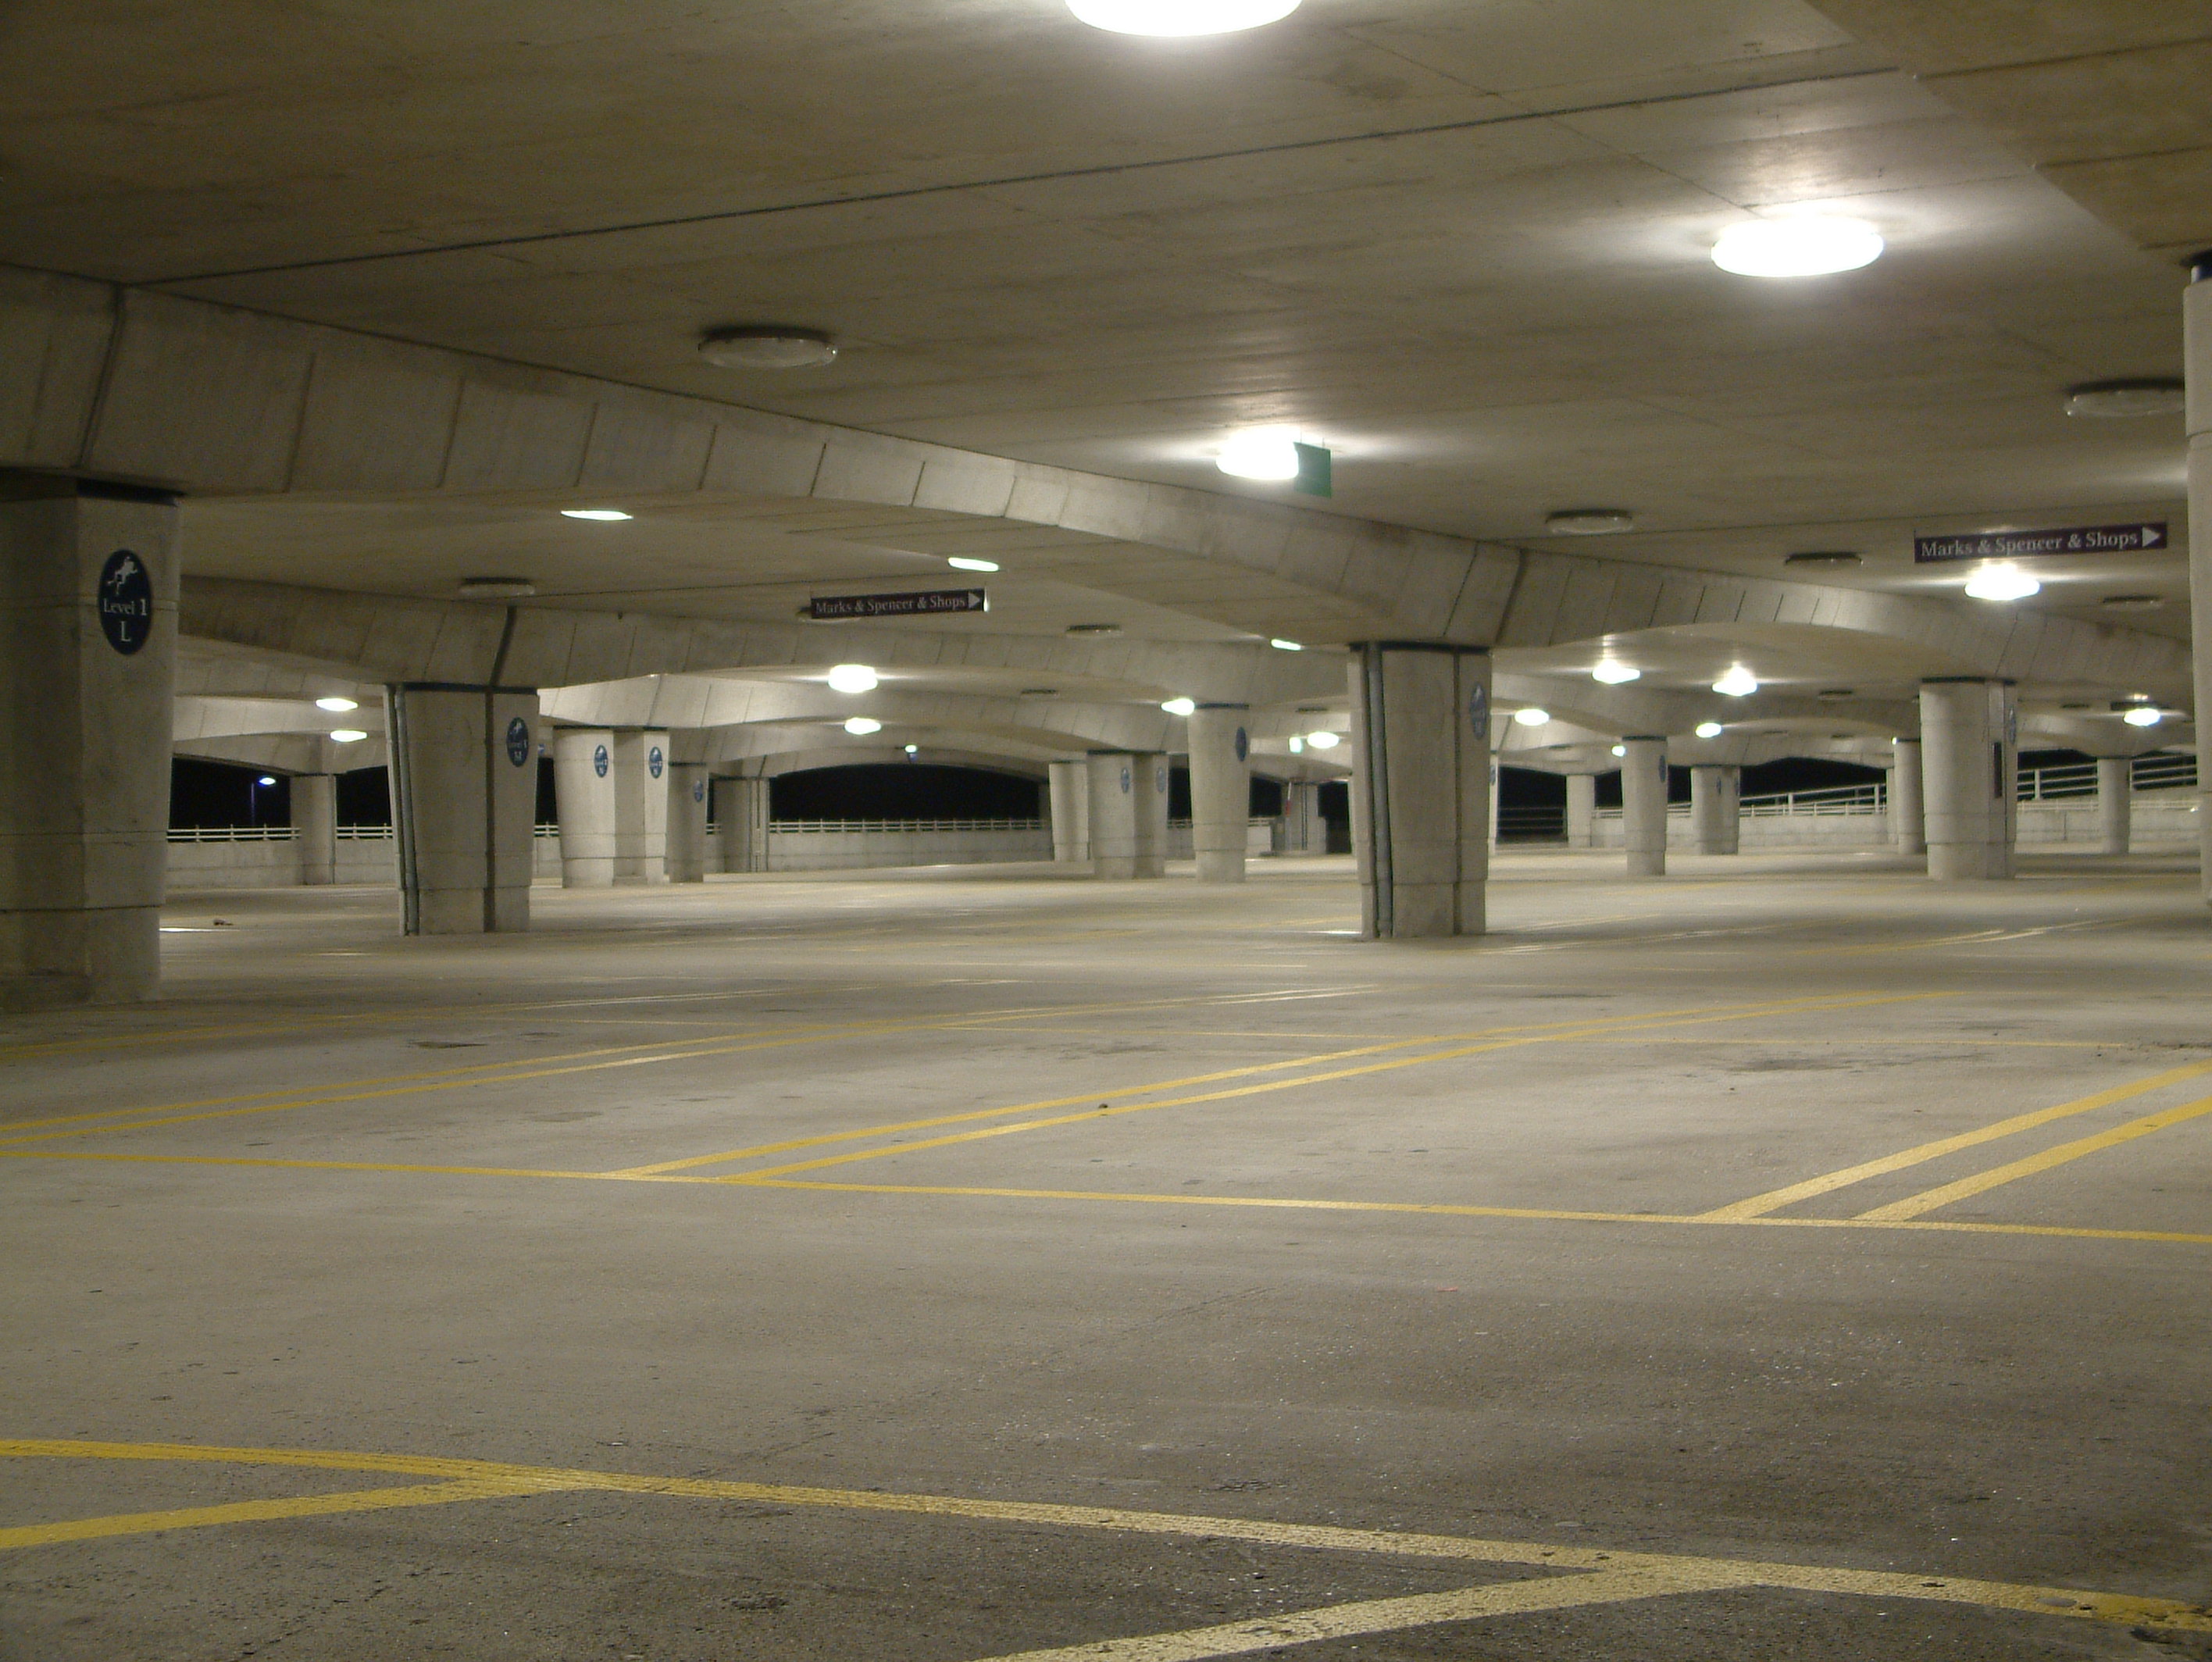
[1, 1440, 2203, 1635]
[1857, 1093, 2212, 1222]
[1697, 1057, 2212, 1221]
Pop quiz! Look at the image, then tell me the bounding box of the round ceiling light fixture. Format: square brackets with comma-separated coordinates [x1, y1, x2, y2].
[1270, 638, 1304, 651]
[330, 729, 369, 744]
[946, 557, 998, 572]
[1711, 216, 1883, 277]
[1161, 697, 1197, 717]
[1547, 508, 1635, 536]
[843, 716, 883, 736]
[1610, 744, 1627, 758]
[2121, 704, 2164, 727]
[1590, 661, 1640, 685]
[1306, 730, 1340, 749]
[1215, 427, 1303, 481]
[698, 326, 838, 370]
[315, 696, 359, 712]
[1694, 721, 1725, 739]
[1712, 665, 1760, 697]
[1068, 0, 1298, 35]
[1785, 550, 1862, 568]
[560, 508, 631, 521]
[1511, 708, 1550, 727]
[458, 576, 537, 598]
[825, 663, 879, 694]
[1963, 564, 2040, 602]
[2064, 378, 2185, 419]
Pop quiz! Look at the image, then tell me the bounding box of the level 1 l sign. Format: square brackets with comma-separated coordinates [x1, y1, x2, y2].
[1914, 522, 2167, 562]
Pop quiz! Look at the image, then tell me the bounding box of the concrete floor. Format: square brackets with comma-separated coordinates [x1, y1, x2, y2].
[5, 850, 2211, 1661]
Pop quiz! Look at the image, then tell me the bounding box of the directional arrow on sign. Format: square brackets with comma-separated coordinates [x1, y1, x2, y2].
[2142, 524, 2165, 547]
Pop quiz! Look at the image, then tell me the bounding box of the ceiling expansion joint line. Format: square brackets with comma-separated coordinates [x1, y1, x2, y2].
[142, 68, 1899, 287]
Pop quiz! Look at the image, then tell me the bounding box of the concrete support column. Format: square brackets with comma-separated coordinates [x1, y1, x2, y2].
[2097, 756, 2132, 855]
[553, 729, 615, 887]
[1566, 773, 1598, 849]
[387, 683, 539, 934]
[1689, 763, 1739, 855]
[1349, 642, 1490, 938]
[713, 776, 769, 873]
[1187, 704, 1250, 883]
[665, 762, 709, 882]
[612, 730, 669, 885]
[1890, 739, 1926, 855]
[1047, 759, 1090, 863]
[1920, 679, 2016, 880]
[1086, 751, 1166, 879]
[1621, 737, 1669, 877]
[2189, 252, 2212, 901]
[1281, 780, 1323, 853]
[0, 480, 178, 1008]
[295, 773, 338, 885]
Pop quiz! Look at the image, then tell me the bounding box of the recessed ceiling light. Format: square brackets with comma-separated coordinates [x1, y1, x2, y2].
[2064, 379, 2185, 419]
[1712, 666, 1759, 697]
[947, 557, 998, 572]
[1288, 736, 1304, 753]
[1694, 721, 1725, 739]
[1785, 551, 1862, 568]
[844, 716, 883, 736]
[1964, 565, 2040, 601]
[904, 744, 919, 756]
[1216, 427, 1303, 481]
[826, 663, 879, 694]
[458, 576, 536, 598]
[698, 326, 837, 369]
[1610, 744, 1627, 758]
[1066, 622, 1122, 637]
[1068, 0, 1298, 36]
[1306, 731, 1340, 749]
[314, 696, 359, 712]
[2100, 594, 2165, 611]
[2122, 706, 2164, 727]
[1512, 708, 1550, 726]
[1591, 662, 1639, 685]
[1711, 217, 1884, 277]
[329, 729, 368, 744]
[560, 508, 631, 521]
[1547, 508, 1636, 536]
[1161, 697, 1197, 717]
[1270, 638, 1304, 651]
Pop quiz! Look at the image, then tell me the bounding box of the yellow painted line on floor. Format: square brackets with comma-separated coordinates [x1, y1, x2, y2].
[969, 1566, 1747, 1662]
[1807, 917, 2132, 958]
[1856, 1092, 2212, 1222]
[2, 1440, 2202, 1635]
[0, 1478, 548, 1551]
[719, 994, 1943, 1183]
[0, 990, 1330, 1146]
[0, 1150, 683, 1182]
[1698, 1057, 2212, 1221]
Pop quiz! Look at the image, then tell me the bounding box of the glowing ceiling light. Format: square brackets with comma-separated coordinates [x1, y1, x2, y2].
[314, 696, 358, 712]
[560, 508, 632, 521]
[844, 716, 883, 736]
[2123, 706, 2164, 727]
[1069, 0, 1298, 35]
[1694, 721, 1725, 739]
[904, 744, 920, 755]
[329, 729, 368, 744]
[1215, 427, 1302, 481]
[1288, 736, 1305, 754]
[257, 776, 277, 786]
[1611, 744, 1627, 758]
[1306, 731, 1340, 749]
[826, 663, 879, 694]
[1512, 708, 1550, 727]
[947, 557, 998, 572]
[1161, 697, 1197, 717]
[1963, 565, 2040, 601]
[1270, 638, 1304, 651]
[1712, 665, 1759, 697]
[1711, 217, 1884, 277]
[1591, 662, 1640, 685]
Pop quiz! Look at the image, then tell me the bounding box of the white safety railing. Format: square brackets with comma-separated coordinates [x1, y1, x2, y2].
[166, 826, 297, 843]
[337, 825, 394, 840]
[2020, 753, 2196, 801]
[768, 818, 1046, 833]
[1165, 818, 1279, 831]
[1739, 781, 1886, 818]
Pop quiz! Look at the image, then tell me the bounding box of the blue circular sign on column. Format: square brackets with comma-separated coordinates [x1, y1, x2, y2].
[505, 717, 530, 767]
[649, 745, 664, 779]
[1234, 727, 1248, 762]
[1468, 683, 1490, 736]
[1155, 763, 1168, 794]
[98, 550, 153, 655]
[1119, 766, 1132, 795]
[593, 744, 609, 778]
[692, 778, 705, 803]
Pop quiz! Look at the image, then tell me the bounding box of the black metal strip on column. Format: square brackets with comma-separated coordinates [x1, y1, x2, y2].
[387, 685, 419, 936]
[1361, 644, 1393, 940]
